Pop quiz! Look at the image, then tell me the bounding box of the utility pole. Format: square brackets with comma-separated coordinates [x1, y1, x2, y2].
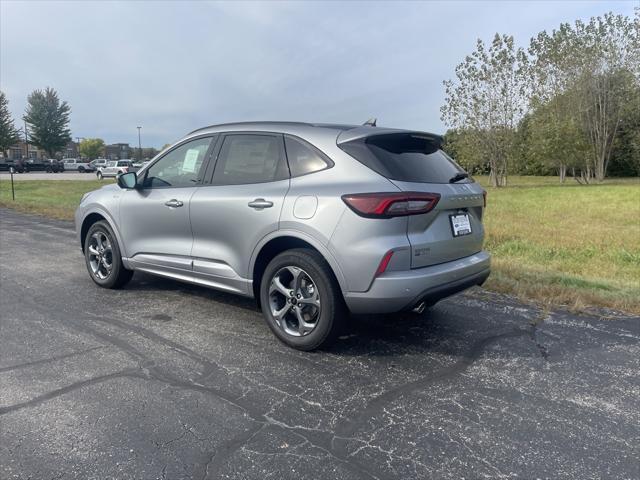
[137, 126, 142, 161]
[75, 137, 85, 158]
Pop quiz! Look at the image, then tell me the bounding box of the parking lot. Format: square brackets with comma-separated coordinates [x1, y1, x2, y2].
[1, 208, 638, 479]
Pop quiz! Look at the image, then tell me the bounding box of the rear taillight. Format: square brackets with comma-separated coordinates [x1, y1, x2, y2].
[341, 192, 440, 218]
[482, 190, 487, 208]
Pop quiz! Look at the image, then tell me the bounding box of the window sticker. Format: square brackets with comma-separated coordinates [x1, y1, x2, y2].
[183, 149, 200, 173]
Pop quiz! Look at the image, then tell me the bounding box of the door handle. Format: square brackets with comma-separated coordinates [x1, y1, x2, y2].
[164, 199, 184, 208]
[248, 198, 274, 210]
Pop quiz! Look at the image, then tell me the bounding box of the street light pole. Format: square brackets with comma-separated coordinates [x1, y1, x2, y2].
[137, 126, 142, 161]
[75, 137, 85, 159]
[24, 121, 28, 159]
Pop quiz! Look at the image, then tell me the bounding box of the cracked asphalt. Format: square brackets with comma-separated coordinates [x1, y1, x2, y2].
[1, 208, 639, 479]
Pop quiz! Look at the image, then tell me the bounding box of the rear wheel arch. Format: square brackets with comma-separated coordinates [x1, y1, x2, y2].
[251, 234, 347, 304]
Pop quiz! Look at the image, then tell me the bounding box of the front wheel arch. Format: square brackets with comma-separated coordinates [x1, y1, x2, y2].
[80, 213, 107, 253]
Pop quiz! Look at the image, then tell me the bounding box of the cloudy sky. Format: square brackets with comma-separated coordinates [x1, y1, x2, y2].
[1, 0, 635, 148]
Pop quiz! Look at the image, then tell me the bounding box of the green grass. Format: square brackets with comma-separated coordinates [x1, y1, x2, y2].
[0, 180, 113, 220]
[476, 176, 640, 314]
[1, 176, 639, 314]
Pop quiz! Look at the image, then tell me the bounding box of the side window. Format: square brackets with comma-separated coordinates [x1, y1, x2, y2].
[284, 136, 330, 177]
[143, 137, 212, 188]
[212, 134, 287, 185]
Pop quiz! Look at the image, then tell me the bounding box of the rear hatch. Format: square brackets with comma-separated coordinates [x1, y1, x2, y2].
[339, 131, 485, 268]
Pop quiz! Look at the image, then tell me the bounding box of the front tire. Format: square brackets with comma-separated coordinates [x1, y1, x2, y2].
[84, 220, 133, 289]
[260, 248, 345, 351]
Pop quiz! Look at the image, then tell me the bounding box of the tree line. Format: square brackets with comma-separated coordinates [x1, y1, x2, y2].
[441, 10, 639, 186]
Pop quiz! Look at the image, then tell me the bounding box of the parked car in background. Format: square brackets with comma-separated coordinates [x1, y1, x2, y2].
[7, 159, 29, 173]
[76, 121, 490, 350]
[90, 159, 109, 171]
[45, 159, 65, 173]
[97, 160, 134, 179]
[63, 158, 95, 172]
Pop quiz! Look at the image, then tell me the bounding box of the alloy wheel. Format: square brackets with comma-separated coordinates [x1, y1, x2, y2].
[87, 231, 113, 280]
[268, 266, 321, 337]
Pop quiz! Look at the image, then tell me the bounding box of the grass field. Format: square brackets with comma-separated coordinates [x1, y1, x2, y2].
[475, 176, 640, 315]
[1, 176, 639, 314]
[0, 179, 113, 220]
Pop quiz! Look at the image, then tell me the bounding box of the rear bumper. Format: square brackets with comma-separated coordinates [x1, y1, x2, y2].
[344, 251, 490, 314]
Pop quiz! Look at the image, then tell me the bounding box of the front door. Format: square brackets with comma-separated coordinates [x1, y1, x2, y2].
[190, 133, 290, 294]
[119, 135, 215, 272]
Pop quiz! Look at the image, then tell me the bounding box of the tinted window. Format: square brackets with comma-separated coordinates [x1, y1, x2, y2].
[339, 133, 468, 184]
[213, 134, 287, 185]
[143, 137, 212, 188]
[284, 136, 329, 177]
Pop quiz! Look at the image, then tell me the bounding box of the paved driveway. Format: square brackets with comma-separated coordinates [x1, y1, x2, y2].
[1, 208, 638, 479]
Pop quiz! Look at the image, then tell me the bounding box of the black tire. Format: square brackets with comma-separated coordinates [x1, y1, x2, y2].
[260, 248, 345, 351]
[84, 220, 133, 289]
[78, 166, 85, 173]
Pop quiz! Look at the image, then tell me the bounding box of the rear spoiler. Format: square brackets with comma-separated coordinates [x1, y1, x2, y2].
[337, 127, 443, 149]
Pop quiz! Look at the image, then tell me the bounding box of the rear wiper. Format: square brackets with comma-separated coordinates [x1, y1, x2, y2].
[449, 172, 469, 183]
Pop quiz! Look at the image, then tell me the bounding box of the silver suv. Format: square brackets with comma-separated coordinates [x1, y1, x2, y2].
[75, 122, 490, 350]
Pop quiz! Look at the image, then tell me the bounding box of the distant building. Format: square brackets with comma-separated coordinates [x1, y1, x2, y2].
[105, 143, 131, 160]
[4, 141, 47, 161]
[62, 141, 79, 159]
[2, 140, 78, 161]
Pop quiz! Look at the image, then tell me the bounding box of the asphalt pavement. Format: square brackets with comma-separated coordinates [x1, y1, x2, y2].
[1, 208, 638, 479]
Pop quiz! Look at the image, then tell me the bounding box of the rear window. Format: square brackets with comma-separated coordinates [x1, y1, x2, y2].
[339, 133, 468, 184]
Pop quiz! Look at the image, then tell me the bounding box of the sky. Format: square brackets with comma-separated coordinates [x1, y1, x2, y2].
[0, 0, 636, 148]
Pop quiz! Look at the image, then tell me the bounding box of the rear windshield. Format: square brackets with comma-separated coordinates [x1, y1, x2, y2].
[339, 133, 469, 184]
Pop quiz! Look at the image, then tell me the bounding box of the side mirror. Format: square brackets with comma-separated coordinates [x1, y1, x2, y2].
[117, 172, 138, 189]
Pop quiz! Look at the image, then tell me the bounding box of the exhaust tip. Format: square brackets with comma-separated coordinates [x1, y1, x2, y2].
[412, 301, 427, 314]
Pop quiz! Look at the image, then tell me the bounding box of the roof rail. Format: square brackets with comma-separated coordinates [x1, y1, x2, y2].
[187, 121, 312, 135]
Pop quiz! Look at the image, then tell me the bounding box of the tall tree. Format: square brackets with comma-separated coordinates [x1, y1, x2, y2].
[0, 91, 20, 157]
[23, 87, 71, 157]
[79, 138, 105, 159]
[528, 12, 639, 182]
[441, 34, 527, 187]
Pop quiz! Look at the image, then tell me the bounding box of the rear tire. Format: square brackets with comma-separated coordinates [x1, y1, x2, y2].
[84, 220, 133, 289]
[78, 166, 85, 173]
[260, 248, 345, 351]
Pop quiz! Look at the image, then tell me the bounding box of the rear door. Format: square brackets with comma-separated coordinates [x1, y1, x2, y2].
[339, 132, 485, 268]
[190, 133, 289, 294]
